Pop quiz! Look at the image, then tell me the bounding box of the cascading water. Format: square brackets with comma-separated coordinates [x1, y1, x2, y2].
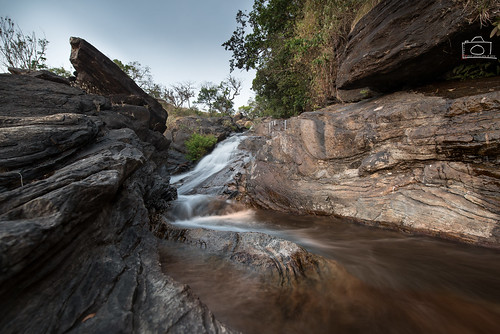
[166, 134, 258, 231]
[170, 134, 245, 195]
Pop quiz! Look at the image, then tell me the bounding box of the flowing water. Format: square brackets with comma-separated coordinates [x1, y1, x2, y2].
[161, 135, 500, 334]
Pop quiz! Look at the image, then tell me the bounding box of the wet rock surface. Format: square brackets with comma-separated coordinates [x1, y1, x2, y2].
[152, 217, 340, 287]
[0, 63, 236, 333]
[243, 86, 500, 247]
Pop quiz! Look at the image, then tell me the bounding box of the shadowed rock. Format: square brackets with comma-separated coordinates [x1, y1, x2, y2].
[336, 0, 498, 91]
[152, 217, 340, 287]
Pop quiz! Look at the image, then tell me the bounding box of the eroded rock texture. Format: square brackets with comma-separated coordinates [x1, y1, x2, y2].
[70, 37, 167, 132]
[0, 71, 235, 332]
[153, 218, 340, 287]
[245, 89, 500, 247]
[336, 0, 499, 91]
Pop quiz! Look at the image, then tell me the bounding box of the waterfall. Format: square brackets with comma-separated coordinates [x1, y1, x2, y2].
[171, 134, 245, 195]
[166, 134, 257, 230]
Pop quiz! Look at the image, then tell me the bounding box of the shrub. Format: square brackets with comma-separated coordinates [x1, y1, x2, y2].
[185, 133, 218, 161]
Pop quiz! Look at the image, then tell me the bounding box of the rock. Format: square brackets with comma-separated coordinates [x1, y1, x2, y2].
[336, 0, 497, 91]
[0, 73, 110, 117]
[69, 37, 167, 132]
[152, 217, 344, 287]
[0, 113, 101, 191]
[0, 70, 235, 332]
[336, 87, 379, 103]
[8, 67, 71, 85]
[243, 86, 500, 247]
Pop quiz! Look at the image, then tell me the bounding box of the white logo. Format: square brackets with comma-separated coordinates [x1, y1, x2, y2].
[462, 36, 497, 59]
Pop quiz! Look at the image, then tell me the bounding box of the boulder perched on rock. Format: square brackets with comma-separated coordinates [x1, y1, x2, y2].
[70, 37, 167, 132]
[336, 0, 498, 91]
[244, 81, 500, 247]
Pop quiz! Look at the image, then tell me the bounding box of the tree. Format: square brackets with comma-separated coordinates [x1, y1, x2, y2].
[224, 0, 377, 117]
[48, 66, 72, 78]
[172, 82, 196, 108]
[195, 76, 242, 116]
[223, 1, 306, 117]
[112, 59, 156, 93]
[0, 16, 49, 71]
[196, 82, 219, 115]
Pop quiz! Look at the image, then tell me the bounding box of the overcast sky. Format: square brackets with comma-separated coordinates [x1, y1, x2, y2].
[1, 0, 256, 108]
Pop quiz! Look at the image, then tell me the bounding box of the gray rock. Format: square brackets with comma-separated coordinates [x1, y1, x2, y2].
[244, 88, 500, 247]
[0, 73, 110, 117]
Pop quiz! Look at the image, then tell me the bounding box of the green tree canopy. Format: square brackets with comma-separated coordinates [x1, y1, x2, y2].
[224, 0, 381, 118]
[195, 76, 242, 116]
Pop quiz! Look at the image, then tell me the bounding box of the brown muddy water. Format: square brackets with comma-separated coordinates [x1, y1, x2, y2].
[160, 209, 500, 334]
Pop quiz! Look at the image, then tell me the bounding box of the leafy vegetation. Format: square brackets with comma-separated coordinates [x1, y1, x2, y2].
[447, 60, 500, 80]
[224, 0, 380, 118]
[185, 133, 218, 161]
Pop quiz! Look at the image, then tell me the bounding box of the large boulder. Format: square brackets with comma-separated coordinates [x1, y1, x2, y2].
[70, 37, 167, 132]
[336, 0, 499, 91]
[243, 81, 500, 247]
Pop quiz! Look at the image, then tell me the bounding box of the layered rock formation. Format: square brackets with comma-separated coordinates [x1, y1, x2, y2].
[0, 42, 236, 332]
[244, 86, 500, 247]
[336, 0, 499, 91]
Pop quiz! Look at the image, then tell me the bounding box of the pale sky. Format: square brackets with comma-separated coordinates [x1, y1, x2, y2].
[0, 0, 256, 108]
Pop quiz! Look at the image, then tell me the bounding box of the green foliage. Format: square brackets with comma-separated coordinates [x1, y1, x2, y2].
[195, 76, 242, 116]
[185, 133, 218, 161]
[490, 17, 500, 37]
[0, 16, 49, 71]
[224, 0, 379, 118]
[447, 60, 500, 80]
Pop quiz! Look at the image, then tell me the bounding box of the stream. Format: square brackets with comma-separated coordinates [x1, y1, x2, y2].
[161, 134, 500, 334]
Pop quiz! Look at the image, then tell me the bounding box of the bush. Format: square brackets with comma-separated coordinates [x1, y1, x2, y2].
[185, 133, 218, 161]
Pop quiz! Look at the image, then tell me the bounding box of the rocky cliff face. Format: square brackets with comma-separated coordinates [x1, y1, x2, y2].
[244, 86, 500, 247]
[0, 41, 236, 332]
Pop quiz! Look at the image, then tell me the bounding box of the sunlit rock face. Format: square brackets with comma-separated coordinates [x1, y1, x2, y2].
[244, 88, 500, 247]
